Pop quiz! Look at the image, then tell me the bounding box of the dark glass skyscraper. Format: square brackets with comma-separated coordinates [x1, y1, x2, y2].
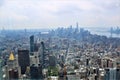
[40, 42, 45, 69]
[18, 50, 30, 74]
[30, 65, 43, 79]
[30, 35, 34, 52]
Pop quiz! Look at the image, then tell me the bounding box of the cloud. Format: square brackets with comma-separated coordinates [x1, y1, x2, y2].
[0, 0, 4, 7]
[0, 12, 28, 21]
[0, 0, 120, 29]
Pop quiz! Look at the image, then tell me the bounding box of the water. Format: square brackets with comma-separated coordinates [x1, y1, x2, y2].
[85, 27, 120, 38]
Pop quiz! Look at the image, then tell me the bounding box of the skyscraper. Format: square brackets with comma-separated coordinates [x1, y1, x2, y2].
[8, 69, 18, 79]
[18, 50, 30, 74]
[39, 41, 49, 69]
[49, 55, 56, 67]
[116, 69, 120, 80]
[30, 35, 34, 53]
[39, 41, 45, 69]
[7, 52, 15, 69]
[30, 64, 43, 79]
[105, 68, 120, 80]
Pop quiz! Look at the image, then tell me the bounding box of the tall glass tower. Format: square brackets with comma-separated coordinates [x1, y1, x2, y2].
[30, 35, 34, 53]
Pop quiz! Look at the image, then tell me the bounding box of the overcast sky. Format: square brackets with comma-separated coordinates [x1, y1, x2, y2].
[0, 0, 120, 30]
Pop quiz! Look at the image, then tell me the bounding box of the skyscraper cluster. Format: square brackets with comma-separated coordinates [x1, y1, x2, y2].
[1, 35, 55, 79]
[0, 25, 120, 80]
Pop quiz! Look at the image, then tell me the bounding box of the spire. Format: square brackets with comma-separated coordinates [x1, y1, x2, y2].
[9, 52, 15, 61]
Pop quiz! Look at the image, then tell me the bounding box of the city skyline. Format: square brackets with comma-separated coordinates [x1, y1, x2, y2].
[0, 0, 120, 30]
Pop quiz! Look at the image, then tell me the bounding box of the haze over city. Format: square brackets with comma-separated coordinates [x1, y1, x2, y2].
[0, 0, 120, 80]
[0, 0, 120, 30]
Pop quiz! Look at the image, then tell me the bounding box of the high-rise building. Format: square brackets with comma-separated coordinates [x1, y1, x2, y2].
[30, 64, 43, 79]
[116, 69, 120, 80]
[105, 68, 120, 80]
[30, 52, 40, 66]
[8, 69, 18, 79]
[30, 35, 34, 53]
[39, 42, 45, 69]
[7, 52, 16, 69]
[49, 55, 56, 67]
[18, 50, 30, 74]
[38, 41, 49, 69]
[34, 43, 40, 52]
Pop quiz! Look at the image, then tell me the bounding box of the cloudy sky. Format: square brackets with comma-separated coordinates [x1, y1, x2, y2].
[0, 0, 120, 30]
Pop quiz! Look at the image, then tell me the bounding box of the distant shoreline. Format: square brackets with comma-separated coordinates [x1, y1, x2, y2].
[0, 27, 120, 38]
